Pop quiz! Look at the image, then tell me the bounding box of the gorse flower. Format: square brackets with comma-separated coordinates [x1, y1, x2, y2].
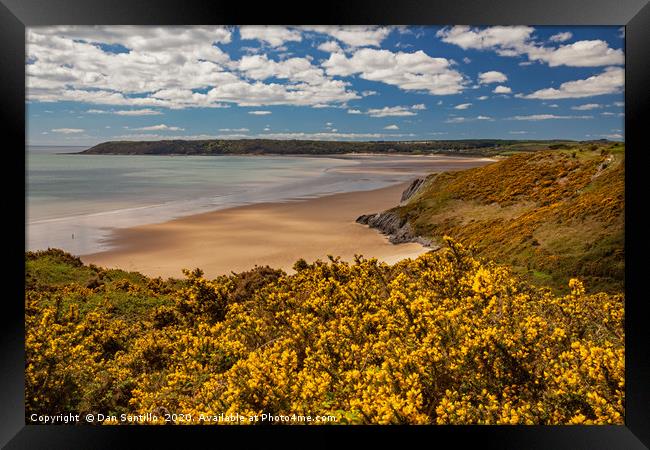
[25, 239, 624, 425]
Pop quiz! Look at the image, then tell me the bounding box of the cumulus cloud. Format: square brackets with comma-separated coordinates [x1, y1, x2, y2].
[365, 105, 424, 117]
[508, 114, 593, 120]
[86, 109, 107, 114]
[218, 128, 249, 132]
[437, 26, 623, 68]
[493, 85, 512, 94]
[239, 26, 302, 47]
[248, 110, 272, 115]
[477, 95, 489, 100]
[549, 32, 573, 43]
[52, 128, 84, 133]
[517, 67, 623, 99]
[437, 25, 535, 51]
[323, 48, 466, 95]
[347, 109, 362, 114]
[384, 124, 399, 130]
[302, 26, 393, 47]
[532, 40, 625, 67]
[114, 109, 163, 116]
[445, 115, 492, 123]
[317, 41, 342, 53]
[478, 71, 507, 84]
[26, 26, 358, 110]
[131, 124, 184, 131]
[454, 103, 472, 110]
[571, 103, 602, 110]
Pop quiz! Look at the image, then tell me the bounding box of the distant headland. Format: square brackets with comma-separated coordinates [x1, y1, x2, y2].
[78, 138, 612, 157]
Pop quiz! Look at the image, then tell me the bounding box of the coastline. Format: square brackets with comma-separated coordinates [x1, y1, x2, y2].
[81, 182, 432, 279]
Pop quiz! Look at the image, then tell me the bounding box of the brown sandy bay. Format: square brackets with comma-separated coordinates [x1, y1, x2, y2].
[82, 155, 494, 278]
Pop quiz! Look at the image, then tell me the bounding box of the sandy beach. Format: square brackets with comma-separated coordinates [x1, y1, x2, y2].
[81, 182, 431, 279]
[76, 155, 495, 279]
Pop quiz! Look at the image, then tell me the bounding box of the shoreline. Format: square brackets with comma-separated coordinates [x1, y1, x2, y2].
[81, 182, 432, 279]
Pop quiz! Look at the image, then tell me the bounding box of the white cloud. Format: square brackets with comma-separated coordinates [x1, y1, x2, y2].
[508, 114, 593, 120]
[52, 128, 84, 133]
[445, 115, 492, 123]
[347, 109, 362, 114]
[547, 104, 559, 108]
[509, 131, 529, 134]
[437, 26, 623, 68]
[367, 107, 416, 117]
[323, 48, 466, 95]
[248, 110, 272, 115]
[411, 104, 427, 110]
[532, 40, 625, 67]
[613, 101, 624, 107]
[549, 32, 573, 43]
[114, 109, 163, 116]
[237, 54, 328, 85]
[437, 25, 535, 51]
[303, 26, 392, 47]
[384, 124, 399, 130]
[361, 90, 378, 97]
[601, 112, 624, 117]
[86, 109, 107, 114]
[463, 57, 471, 64]
[518, 67, 623, 99]
[26, 26, 357, 110]
[317, 41, 342, 53]
[239, 26, 302, 47]
[132, 124, 184, 131]
[602, 133, 623, 139]
[218, 128, 249, 132]
[454, 103, 472, 110]
[571, 103, 602, 110]
[478, 71, 507, 84]
[365, 105, 424, 117]
[477, 95, 489, 100]
[493, 85, 512, 94]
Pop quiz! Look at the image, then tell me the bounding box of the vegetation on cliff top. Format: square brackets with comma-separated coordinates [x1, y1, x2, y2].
[26, 240, 623, 425]
[374, 141, 624, 293]
[79, 138, 602, 157]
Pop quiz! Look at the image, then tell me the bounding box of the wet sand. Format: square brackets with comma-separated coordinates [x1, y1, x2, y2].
[81, 154, 495, 278]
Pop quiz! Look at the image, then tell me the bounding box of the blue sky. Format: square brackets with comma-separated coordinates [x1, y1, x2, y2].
[26, 25, 624, 146]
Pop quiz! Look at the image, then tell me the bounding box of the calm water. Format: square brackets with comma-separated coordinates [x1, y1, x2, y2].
[27, 146, 425, 255]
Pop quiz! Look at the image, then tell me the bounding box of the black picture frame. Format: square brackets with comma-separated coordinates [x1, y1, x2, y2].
[3, 0, 649, 447]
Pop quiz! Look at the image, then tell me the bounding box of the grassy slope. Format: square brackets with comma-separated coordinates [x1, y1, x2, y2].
[25, 249, 177, 321]
[393, 142, 625, 293]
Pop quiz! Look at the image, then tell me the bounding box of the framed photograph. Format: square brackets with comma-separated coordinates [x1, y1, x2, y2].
[3, 0, 649, 447]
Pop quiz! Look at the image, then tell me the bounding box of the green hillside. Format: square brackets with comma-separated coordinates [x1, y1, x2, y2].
[361, 142, 624, 293]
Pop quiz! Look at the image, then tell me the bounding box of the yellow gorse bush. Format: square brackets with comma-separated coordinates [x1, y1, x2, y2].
[25, 238, 624, 424]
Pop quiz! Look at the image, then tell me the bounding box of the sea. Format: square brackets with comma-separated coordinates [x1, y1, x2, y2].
[26, 146, 439, 255]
